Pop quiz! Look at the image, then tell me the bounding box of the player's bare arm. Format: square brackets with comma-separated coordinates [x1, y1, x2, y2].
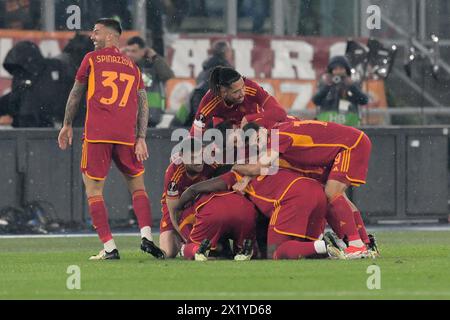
[167, 197, 187, 243]
[135, 89, 149, 162]
[166, 198, 181, 226]
[58, 80, 86, 150]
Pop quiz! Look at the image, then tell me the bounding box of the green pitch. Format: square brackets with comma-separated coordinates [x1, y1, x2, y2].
[1, 231, 449, 299]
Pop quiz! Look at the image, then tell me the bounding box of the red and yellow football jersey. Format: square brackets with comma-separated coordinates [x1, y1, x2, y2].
[161, 162, 217, 206]
[272, 120, 365, 168]
[76, 46, 144, 145]
[220, 169, 311, 218]
[191, 78, 287, 133]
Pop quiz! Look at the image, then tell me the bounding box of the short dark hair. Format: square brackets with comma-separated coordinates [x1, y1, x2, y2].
[211, 40, 230, 58]
[127, 36, 146, 48]
[209, 66, 242, 96]
[96, 18, 122, 35]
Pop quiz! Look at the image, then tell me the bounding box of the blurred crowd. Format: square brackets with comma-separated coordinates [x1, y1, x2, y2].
[0, 32, 367, 128]
[0, 33, 176, 128]
[0, 0, 369, 129]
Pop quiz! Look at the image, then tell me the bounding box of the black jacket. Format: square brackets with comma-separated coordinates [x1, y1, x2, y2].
[137, 54, 174, 127]
[3, 41, 70, 127]
[313, 56, 368, 113]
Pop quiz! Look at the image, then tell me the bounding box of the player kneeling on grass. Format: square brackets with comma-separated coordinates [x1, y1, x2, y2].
[58, 18, 164, 260]
[233, 121, 379, 259]
[171, 191, 257, 261]
[159, 137, 219, 258]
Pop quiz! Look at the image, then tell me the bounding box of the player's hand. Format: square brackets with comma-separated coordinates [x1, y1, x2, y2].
[135, 137, 149, 162]
[232, 176, 251, 194]
[58, 125, 73, 150]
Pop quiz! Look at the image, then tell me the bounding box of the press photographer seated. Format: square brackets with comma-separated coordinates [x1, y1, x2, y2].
[312, 55, 369, 126]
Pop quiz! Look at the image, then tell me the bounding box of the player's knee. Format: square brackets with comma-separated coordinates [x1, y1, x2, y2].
[324, 188, 337, 201]
[127, 177, 146, 194]
[160, 232, 181, 258]
[324, 181, 347, 201]
[84, 186, 104, 198]
[162, 247, 178, 259]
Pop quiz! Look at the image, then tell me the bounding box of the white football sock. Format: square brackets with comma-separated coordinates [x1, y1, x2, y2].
[349, 239, 365, 247]
[140, 226, 153, 241]
[314, 240, 327, 254]
[104, 239, 117, 252]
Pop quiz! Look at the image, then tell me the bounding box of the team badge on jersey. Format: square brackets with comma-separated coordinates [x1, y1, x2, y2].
[167, 181, 179, 197]
[193, 114, 206, 129]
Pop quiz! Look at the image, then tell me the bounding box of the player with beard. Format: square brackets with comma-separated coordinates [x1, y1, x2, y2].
[190, 66, 287, 134]
[58, 18, 164, 260]
[160, 137, 218, 258]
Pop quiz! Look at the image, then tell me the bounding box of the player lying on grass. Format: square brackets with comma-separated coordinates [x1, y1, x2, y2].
[232, 120, 379, 259]
[58, 18, 163, 260]
[190, 66, 287, 135]
[172, 166, 345, 260]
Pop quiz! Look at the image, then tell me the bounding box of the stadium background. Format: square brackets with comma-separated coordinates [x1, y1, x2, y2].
[0, 0, 448, 232]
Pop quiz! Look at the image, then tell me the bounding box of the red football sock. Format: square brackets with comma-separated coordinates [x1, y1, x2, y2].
[88, 196, 113, 243]
[132, 190, 152, 229]
[327, 195, 360, 242]
[354, 211, 370, 244]
[273, 241, 317, 260]
[183, 243, 199, 260]
[326, 207, 344, 239]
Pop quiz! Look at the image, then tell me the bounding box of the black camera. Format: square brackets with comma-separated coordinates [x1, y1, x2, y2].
[332, 75, 344, 84]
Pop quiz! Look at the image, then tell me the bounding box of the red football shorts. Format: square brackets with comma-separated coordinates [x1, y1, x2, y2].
[188, 192, 257, 249]
[80, 140, 144, 180]
[328, 132, 372, 187]
[267, 178, 327, 248]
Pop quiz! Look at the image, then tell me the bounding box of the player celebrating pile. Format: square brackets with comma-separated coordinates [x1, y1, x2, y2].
[58, 18, 164, 260]
[235, 120, 379, 259]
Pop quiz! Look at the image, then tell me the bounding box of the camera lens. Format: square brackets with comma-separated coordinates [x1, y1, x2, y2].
[332, 75, 342, 84]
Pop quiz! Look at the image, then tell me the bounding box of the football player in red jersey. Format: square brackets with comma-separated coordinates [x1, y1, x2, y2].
[176, 191, 258, 262]
[58, 18, 164, 260]
[171, 169, 343, 260]
[160, 137, 218, 258]
[190, 66, 287, 135]
[233, 121, 378, 259]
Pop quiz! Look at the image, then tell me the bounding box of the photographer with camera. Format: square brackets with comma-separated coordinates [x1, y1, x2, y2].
[312, 56, 368, 126]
